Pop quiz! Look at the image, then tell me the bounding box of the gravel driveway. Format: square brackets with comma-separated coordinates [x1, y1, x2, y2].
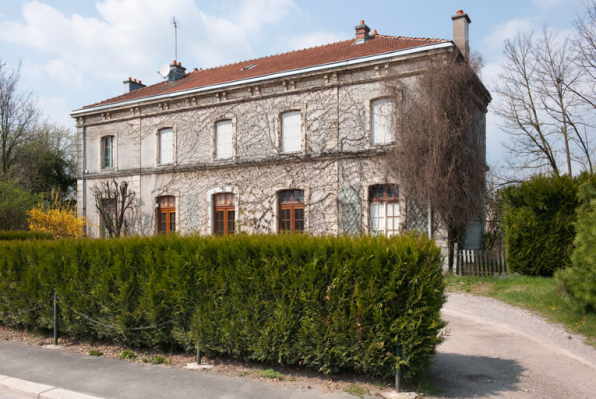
[429, 293, 596, 398]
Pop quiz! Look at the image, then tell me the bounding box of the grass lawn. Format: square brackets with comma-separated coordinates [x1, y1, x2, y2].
[444, 274, 596, 348]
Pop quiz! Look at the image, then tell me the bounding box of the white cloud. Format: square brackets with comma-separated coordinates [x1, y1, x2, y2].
[0, 0, 300, 87]
[286, 31, 345, 51]
[483, 18, 536, 52]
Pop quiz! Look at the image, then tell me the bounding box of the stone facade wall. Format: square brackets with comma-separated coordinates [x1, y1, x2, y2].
[75, 52, 488, 243]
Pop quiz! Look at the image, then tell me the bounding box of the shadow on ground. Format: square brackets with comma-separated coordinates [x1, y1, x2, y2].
[426, 353, 524, 398]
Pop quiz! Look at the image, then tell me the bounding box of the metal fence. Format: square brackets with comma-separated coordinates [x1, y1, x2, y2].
[455, 249, 507, 276]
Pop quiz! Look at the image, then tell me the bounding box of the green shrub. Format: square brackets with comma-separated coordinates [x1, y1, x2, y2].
[0, 234, 445, 379]
[88, 349, 103, 356]
[501, 175, 580, 276]
[0, 231, 53, 241]
[556, 184, 596, 311]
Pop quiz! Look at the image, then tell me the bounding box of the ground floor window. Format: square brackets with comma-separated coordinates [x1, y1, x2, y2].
[157, 196, 176, 234]
[99, 198, 116, 238]
[279, 189, 304, 232]
[214, 193, 235, 235]
[370, 184, 399, 236]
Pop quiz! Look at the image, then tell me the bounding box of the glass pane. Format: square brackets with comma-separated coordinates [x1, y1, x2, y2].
[215, 211, 224, 235]
[170, 212, 176, 232]
[160, 212, 167, 233]
[294, 208, 304, 232]
[228, 210, 235, 234]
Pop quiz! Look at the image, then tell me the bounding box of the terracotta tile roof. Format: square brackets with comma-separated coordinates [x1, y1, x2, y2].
[83, 34, 447, 109]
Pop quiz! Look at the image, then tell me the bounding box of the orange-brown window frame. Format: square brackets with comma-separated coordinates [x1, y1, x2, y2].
[157, 196, 176, 234]
[213, 193, 235, 235]
[279, 190, 304, 232]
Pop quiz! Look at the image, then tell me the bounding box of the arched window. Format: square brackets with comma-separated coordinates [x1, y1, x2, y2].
[213, 193, 235, 235]
[157, 196, 176, 234]
[369, 185, 399, 236]
[279, 189, 304, 232]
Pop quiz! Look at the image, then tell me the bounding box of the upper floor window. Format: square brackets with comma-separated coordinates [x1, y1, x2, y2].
[101, 136, 114, 169]
[279, 189, 304, 232]
[370, 184, 399, 236]
[281, 111, 301, 153]
[159, 128, 174, 164]
[371, 98, 395, 144]
[215, 120, 233, 159]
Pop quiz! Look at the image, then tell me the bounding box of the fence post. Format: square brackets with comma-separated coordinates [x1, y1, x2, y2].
[53, 292, 58, 345]
[395, 344, 401, 392]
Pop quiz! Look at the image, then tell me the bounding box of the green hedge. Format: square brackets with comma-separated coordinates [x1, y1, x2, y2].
[0, 234, 445, 378]
[501, 174, 596, 276]
[556, 184, 596, 311]
[0, 231, 53, 241]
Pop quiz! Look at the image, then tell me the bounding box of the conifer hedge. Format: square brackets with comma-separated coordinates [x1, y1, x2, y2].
[0, 233, 445, 379]
[0, 231, 53, 240]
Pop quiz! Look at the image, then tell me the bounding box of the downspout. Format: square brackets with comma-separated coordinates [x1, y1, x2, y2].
[82, 116, 87, 235]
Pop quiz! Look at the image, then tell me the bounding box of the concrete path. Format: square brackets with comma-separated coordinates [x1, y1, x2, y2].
[430, 293, 596, 398]
[0, 340, 360, 399]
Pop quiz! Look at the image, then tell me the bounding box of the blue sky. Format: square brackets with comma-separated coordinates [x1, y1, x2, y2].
[0, 0, 588, 166]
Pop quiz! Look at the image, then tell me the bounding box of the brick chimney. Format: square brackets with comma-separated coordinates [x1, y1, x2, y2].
[354, 20, 370, 44]
[123, 77, 146, 93]
[168, 60, 186, 82]
[451, 10, 471, 59]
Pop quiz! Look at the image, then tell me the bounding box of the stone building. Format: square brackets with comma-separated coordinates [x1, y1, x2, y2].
[71, 11, 489, 246]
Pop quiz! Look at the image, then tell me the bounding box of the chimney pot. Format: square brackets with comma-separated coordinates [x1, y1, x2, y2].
[456, 10, 463, 15]
[123, 77, 146, 93]
[172, 60, 177, 65]
[128, 77, 131, 81]
[177, 61, 181, 67]
[193, 68, 198, 72]
[371, 29, 377, 36]
[360, 20, 364, 25]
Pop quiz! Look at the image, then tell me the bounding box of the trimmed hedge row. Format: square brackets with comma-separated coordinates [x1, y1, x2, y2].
[0, 233, 445, 378]
[0, 231, 53, 241]
[501, 174, 596, 276]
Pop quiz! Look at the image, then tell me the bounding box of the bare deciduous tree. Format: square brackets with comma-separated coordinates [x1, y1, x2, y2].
[386, 52, 488, 272]
[494, 27, 594, 176]
[91, 180, 136, 238]
[0, 61, 39, 174]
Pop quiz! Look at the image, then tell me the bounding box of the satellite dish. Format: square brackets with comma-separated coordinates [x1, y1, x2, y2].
[158, 63, 170, 78]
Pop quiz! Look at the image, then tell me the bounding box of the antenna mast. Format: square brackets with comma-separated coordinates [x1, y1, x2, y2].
[172, 17, 178, 61]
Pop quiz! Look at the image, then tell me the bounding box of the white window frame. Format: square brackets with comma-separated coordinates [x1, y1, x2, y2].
[280, 110, 302, 154]
[158, 127, 174, 165]
[214, 119, 234, 160]
[371, 98, 396, 145]
[369, 185, 401, 236]
[100, 135, 116, 170]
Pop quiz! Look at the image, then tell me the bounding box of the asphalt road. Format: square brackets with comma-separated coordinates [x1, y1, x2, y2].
[430, 293, 596, 398]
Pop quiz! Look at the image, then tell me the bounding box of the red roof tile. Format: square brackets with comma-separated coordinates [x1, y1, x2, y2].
[83, 34, 447, 109]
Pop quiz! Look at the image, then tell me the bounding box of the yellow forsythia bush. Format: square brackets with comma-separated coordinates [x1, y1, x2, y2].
[27, 191, 85, 239]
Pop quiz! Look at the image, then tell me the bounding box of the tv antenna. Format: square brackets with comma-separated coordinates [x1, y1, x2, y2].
[172, 17, 179, 61]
